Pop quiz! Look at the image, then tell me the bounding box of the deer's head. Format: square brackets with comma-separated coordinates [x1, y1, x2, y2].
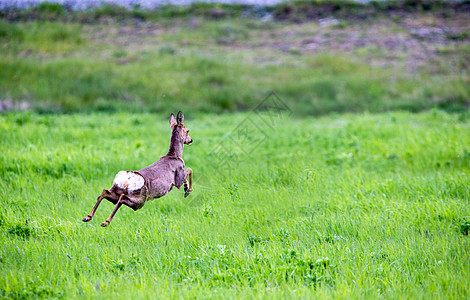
[169, 111, 192, 145]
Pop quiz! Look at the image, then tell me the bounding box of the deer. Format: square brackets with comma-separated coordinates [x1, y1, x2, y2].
[82, 111, 193, 227]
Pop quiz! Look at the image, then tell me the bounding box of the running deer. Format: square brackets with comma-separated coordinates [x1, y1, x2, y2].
[82, 111, 193, 227]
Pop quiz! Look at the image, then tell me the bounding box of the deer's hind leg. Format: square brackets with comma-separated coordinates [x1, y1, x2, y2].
[184, 168, 193, 198]
[100, 194, 129, 227]
[82, 189, 117, 222]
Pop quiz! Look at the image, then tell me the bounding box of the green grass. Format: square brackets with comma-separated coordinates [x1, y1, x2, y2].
[0, 110, 469, 298]
[1, 4, 469, 298]
[0, 18, 469, 114]
[0, 20, 84, 54]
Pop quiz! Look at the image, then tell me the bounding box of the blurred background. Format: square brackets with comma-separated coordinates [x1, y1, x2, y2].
[0, 0, 469, 116]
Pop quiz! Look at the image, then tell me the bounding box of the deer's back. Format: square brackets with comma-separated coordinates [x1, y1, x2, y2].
[110, 156, 184, 210]
[137, 156, 184, 199]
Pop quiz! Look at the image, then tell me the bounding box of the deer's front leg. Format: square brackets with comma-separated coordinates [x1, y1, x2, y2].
[83, 189, 112, 222]
[101, 194, 128, 227]
[184, 168, 193, 198]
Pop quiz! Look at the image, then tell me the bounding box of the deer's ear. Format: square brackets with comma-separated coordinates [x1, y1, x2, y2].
[169, 113, 177, 127]
[177, 111, 184, 124]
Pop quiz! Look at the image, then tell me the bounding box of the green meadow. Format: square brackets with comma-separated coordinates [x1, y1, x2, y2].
[1, 3, 469, 114]
[1, 111, 469, 298]
[1, 2, 470, 299]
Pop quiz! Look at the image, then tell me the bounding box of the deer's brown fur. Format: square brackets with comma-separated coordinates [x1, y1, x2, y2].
[82, 111, 193, 227]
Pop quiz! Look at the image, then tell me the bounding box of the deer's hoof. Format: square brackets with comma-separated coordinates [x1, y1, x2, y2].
[100, 221, 110, 227]
[184, 189, 192, 198]
[82, 216, 92, 222]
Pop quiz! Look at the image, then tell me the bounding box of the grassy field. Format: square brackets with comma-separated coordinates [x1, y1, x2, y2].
[1, 4, 469, 114]
[0, 111, 469, 298]
[1, 2, 470, 299]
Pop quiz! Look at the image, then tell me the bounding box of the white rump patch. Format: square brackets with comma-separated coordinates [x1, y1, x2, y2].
[114, 171, 144, 191]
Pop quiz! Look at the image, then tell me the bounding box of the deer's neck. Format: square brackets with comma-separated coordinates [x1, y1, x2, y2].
[166, 128, 183, 158]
